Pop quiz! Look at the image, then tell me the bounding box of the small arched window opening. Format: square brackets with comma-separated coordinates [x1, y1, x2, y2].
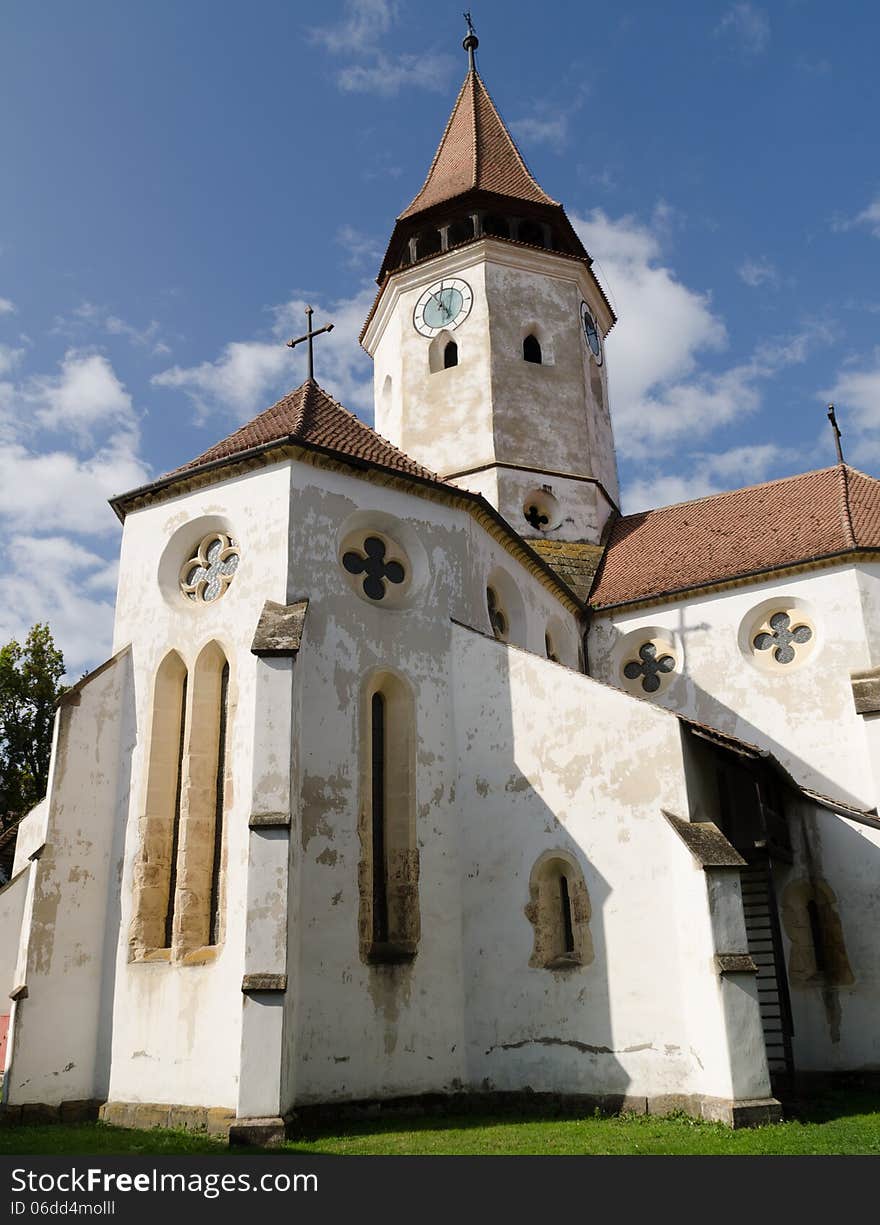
[416, 228, 442, 258]
[448, 217, 474, 247]
[526, 853, 593, 970]
[444, 340, 458, 369]
[523, 334, 542, 364]
[519, 220, 545, 248]
[807, 899, 826, 976]
[361, 673, 419, 964]
[487, 586, 508, 641]
[482, 214, 510, 239]
[545, 632, 560, 664]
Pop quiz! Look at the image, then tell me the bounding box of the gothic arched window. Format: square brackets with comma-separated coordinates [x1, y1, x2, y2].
[361, 672, 419, 964]
[129, 651, 187, 959]
[444, 340, 458, 369]
[523, 334, 542, 364]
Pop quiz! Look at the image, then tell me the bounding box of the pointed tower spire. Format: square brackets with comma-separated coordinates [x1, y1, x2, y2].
[463, 11, 478, 72]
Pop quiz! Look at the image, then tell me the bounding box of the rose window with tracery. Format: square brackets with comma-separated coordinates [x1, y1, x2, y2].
[180, 532, 241, 604]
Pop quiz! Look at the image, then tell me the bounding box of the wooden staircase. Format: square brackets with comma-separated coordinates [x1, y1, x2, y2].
[740, 860, 794, 1079]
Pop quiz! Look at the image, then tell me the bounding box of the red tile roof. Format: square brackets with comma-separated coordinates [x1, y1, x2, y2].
[158, 378, 439, 485]
[399, 69, 558, 220]
[591, 464, 880, 609]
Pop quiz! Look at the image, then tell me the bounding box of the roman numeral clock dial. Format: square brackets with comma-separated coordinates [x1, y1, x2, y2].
[413, 277, 473, 337]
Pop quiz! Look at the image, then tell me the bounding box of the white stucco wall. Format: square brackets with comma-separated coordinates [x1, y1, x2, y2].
[106, 465, 292, 1110]
[367, 239, 618, 539]
[777, 797, 880, 1072]
[451, 627, 769, 1104]
[590, 566, 876, 808]
[5, 650, 135, 1106]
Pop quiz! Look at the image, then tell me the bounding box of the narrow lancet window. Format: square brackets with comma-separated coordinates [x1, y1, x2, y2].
[560, 874, 575, 955]
[444, 340, 458, 368]
[360, 674, 419, 964]
[163, 674, 188, 949]
[208, 662, 230, 946]
[523, 334, 542, 364]
[371, 691, 389, 945]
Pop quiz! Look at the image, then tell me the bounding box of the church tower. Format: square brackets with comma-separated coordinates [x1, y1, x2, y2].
[361, 23, 619, 547]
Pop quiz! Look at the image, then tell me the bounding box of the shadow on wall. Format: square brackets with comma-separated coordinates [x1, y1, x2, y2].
[453, 629, 624, 1101]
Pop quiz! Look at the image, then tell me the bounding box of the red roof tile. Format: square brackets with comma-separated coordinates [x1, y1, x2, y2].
[161, 378, 439, 485]
[591, 464, 880, 609]
[399, 69, 558, 220]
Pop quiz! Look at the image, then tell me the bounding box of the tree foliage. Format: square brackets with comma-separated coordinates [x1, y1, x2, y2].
[0, 623, 66, 824]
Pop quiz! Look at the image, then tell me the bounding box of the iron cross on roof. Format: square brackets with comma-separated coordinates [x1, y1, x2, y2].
[287, 305, 334, 381]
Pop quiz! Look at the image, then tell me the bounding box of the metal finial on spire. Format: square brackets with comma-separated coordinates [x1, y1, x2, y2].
[286, 305, 334, 382]
[462, 11, 478, 71]
[827, 403, 845, 465]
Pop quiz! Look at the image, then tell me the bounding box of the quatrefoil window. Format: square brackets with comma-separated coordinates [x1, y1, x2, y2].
[180, 533, 240, 603]
[342, 536, 406, 601]
[623, 642, 676, 694]
[753, 611, 813, 665]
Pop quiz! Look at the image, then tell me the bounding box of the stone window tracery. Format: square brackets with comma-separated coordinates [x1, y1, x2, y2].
[753, 611, 812, 665]
[343, 535, 407, 601]
[623, 642, 676, 693]
[180, 533, 240, 604]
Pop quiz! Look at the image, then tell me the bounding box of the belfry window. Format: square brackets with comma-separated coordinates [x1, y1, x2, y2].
[523, 334, 542, 364]
[518, 219, 545, 248]
[360, 673, 419, 964]
[444, 340, 458, 368]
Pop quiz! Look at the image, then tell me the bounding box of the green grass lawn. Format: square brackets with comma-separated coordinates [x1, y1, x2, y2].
[2, 1091, 880, 1155]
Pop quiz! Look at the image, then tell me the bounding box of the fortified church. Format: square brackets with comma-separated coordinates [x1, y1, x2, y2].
[3, 26, 880, 1140]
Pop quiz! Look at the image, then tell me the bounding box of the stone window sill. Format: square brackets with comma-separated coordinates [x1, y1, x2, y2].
[365, 941, 417, 966]
[545, 954, 581, 971]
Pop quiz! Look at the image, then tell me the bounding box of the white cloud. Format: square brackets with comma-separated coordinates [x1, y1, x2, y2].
[0, 297, 15, 315]
[153, 286, 376, 424]
[336, 224, 384, 269]
[22, 349, 134, 443]
[53, 301, 170, 355]
[572, 208, 814, 462]
[738, 256, 780, 288]
[511, 112, 569, 154]
[624, 443, 787, 513]
[821, 354, 880, 465]
[833, 194, 880, 239]
[716, 4, 771, 56]
[311, 0, 456, 95]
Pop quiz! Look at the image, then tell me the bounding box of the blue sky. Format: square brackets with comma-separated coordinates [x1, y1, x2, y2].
[2, 1, 879, 674]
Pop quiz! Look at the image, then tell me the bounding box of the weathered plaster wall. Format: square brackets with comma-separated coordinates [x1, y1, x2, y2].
[106, 465, 292, 1110]
[776, 797, 880, 1072]
[368, 240, 618, 540]
[11, 800, 48, 877]
[451, 628, 770, 1104]
[279, 457, 580, 1108]
[0, 869, 29, 1028]
[590, 566, 875, 807]
[4, 650, 135, 1106]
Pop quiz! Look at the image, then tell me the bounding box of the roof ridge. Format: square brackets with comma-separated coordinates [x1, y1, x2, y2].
[473, 70, 559, 206]
[305, 379, 444, 482]
[838, 462, 858, 548]
[398, 72, 471, 220]
[619, 464, 844, 521]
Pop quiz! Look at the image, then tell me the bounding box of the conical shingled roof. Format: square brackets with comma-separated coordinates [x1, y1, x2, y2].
[399, 69, 558, 220]
[160, 378, 440, 484]
[590, 464, 880, 610]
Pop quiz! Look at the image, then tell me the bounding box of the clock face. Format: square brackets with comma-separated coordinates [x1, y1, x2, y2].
[581, 302, 603, 364]
[413, 278, 473, 337]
